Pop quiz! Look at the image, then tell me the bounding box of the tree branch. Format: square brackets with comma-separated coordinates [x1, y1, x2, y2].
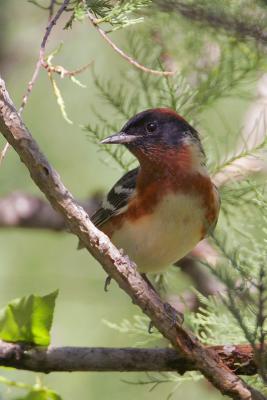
[0, 191, 101, 231]
[0, 76, 265, 400]
[155, 0, 267, 45]
[0, 341, 258, 376]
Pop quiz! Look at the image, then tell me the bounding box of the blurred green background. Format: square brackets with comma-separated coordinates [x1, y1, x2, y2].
[0, 1, 255, 399]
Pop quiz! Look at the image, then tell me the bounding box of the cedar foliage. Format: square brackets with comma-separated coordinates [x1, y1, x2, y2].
[1, 0, 267, 398]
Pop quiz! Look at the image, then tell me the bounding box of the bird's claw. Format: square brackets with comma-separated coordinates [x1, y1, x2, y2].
[148, 320, 154, 334]
[104, 276, 112, 292]
[163, 302, 184, 327]
[148, 303, 183, 334]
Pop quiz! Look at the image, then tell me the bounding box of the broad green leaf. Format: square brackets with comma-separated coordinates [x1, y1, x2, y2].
[16, 389, 62, 400]
[0, 291, 58, 346]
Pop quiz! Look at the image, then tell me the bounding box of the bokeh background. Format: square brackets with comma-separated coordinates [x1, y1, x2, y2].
[0, 1, 263, 399]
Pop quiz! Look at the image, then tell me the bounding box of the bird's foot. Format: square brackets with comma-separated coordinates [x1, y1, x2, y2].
[104, 275, 112, 292]
[148, 304, 183, 334]
[141, 274, 183, 332]
[141, 273, 158, 293]
[155, 273, 167, 295]
[164, 302, 184, 326]
[148, 320, 154, 334]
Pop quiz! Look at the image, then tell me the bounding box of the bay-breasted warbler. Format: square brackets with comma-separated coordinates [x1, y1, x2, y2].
[89, 108, 220, 274]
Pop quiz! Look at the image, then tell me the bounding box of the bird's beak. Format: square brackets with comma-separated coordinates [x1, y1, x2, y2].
[100, 132, 137, 144]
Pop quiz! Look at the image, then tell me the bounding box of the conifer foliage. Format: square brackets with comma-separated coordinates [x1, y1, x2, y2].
[1, 0, 267, 399]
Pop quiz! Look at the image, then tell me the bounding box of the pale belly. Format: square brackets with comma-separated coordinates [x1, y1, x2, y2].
[111, 192, 206, 273]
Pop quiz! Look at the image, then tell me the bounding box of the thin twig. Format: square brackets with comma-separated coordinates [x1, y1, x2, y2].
[48, 0, 57, 20]
[44, 61, 93, 77]
[86, 10, 174, 77]
[0, 142, 10, 166]
[0, 0, 71, 163]
[19, 0, 71, 114]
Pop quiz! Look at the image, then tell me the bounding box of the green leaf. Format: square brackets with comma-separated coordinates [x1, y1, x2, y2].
[16, 389, 62, 400]
[0, 291, 58, 346]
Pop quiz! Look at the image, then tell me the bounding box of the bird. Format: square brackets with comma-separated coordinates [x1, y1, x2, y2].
[88, 108, 220, 276]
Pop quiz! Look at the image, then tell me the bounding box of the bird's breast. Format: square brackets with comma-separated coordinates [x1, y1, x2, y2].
[111, 189, 211, 273]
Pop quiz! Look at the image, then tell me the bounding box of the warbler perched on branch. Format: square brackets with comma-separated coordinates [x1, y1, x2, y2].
[86, 108, 220, 274]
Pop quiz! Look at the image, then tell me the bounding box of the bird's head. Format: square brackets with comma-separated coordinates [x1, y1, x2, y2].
[101, 108, 206, 172]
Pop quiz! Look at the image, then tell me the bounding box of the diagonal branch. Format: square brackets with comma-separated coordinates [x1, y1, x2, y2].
[0, 76, 265, 400]
[0, 341, 258, 376]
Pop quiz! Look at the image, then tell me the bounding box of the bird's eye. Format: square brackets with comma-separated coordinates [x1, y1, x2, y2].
[146, 122, 157, 133]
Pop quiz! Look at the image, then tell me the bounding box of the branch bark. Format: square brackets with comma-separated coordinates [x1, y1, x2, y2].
[0, 76, 265, 400]
[0, 341, 258, 376]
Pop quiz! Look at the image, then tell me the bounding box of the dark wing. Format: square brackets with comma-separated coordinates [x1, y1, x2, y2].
[91, 167, 139, 228]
